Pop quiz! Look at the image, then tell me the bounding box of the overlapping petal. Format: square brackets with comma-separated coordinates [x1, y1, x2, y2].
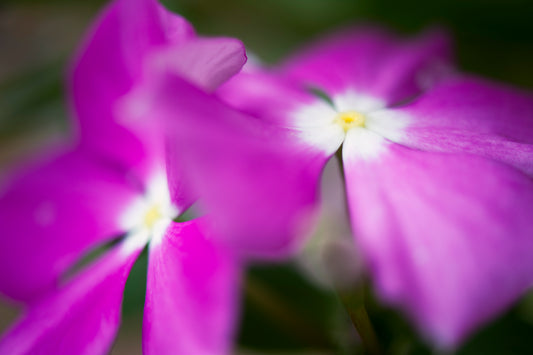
[144, 74, 323, 258]
[0, 236, 143, 354]
[143, 220, 240, 355]
[218, 70, 345, 157]
[218, 70, 316, 126]
[70, 0, 195, 179]
[152, 38, 247, 93]
[369, 76, 533, 176]
[120, 36, 247, 209]
[123, 36, 246, 114]
[283, 27, 453, 104]
[342, 139, 533, 347]
[0, 148, 138, 302]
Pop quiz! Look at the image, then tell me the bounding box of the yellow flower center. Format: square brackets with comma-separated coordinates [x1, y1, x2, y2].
[144, 204, 163, 229]
[334, 110, 365, 132]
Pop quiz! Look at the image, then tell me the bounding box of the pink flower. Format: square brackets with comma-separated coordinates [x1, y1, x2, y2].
[0, 0, 246, 354]
[145, 27, 533, 347]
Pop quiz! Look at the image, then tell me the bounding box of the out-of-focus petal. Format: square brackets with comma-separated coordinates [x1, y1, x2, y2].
[119, 36, 246, 209]
[283, 27, 453, 104]
[70, 0, 194, 179]
[148, 37, 247, 93]
[143, 220, 240, 355]
[369, 77, 533, 176]
[342, 140, 533, 348]
[0, 148, 138, 302]
[145, 75, 323, 258]
[218, 71, 347, 156]
[218, 70, 315, 125]
[0, 234, 144, 355]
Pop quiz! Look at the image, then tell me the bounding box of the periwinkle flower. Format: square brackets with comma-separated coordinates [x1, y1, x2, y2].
[143, 28, 533, 347]
[0, 0, 245, 354]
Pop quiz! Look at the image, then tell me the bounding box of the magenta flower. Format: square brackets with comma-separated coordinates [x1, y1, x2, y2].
[144, 28, 533, 347]
[0, 0, 246, 354]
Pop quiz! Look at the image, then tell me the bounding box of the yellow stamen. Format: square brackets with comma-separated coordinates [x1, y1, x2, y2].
[144, 205, 162, 229]
[334, 110, 365, 132]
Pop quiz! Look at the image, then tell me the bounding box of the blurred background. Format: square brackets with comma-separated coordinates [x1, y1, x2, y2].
[1, 0, 533, 353]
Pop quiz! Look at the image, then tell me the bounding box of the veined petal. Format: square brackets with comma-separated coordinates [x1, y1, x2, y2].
[342, 141, 533, 347]
[0, 148, 138, 302]
[283, 27, 453, 104]
[145, 75, 323, 258]
[0, 235, 143, 355]
[143, 220, 240, 355]
[69, 0, 195, 180]
[370, 76, 533, 176]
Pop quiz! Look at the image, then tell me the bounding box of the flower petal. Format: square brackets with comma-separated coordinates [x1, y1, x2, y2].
[70, 0, 194, 179]
[342, 140, 533, 347]
[146, 75, 323, 258]
[218, 70, 316, 126]
[283, 27, 453, 104]
[143, 220, 240, 355]
[218, 71, 346, 156]
[0, 235, 143, 355]
[149, 37, 247, 93]
[369, 76, 533, 176]
[0, 148, 137, 302]
[119, 36, 246, 209]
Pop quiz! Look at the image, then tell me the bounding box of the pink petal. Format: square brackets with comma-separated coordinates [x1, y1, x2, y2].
[146, 75, 323, 258]
[0, 148, 137, 302]
[148, 37, 247, 93]
[342, 140, 533, 347]
[69, 0, 195, 180]
[143, 220, 240, 355]
[283, 27, 453, 104]
[0, 237, 142, 355]
[374, 76, 533, 176]
[121, 36, 246, 208]
[217, 70, 316, 127]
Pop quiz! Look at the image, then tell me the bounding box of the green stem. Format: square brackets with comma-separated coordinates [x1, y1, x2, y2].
[338, 286, 381, 355]
[333, 150, 381, 354]
[335, 147, 345, 179]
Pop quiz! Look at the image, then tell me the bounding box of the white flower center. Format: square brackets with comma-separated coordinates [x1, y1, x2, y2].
[143, 204, 164, 229]
[334, 110, 366, 132]
[120, 173, 179, 249]
[290, 89, 410, 160]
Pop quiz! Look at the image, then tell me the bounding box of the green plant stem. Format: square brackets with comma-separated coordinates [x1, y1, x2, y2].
[338, 287, 381, 355]
[334, 150, 381, 354]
